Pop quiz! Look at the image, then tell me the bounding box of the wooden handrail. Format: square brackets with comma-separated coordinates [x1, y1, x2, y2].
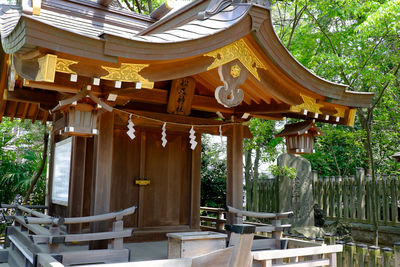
[26, 206, 137, 225]
[18, 205, 51, 219]
[228, 206, 293, 220]
[252, 244, 343, 260]
[0, 204, 48, 209]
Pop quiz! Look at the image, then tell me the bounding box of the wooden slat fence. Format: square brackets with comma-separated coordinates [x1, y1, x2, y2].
[313, 168, 400, 227]
[246, 178, 278, 213]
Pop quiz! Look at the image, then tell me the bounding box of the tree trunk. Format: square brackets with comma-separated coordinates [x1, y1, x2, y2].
[244, 148, 253, 211]
[23, 130, 49, 204]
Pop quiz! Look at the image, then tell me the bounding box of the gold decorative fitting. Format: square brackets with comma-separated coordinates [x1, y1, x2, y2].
[205, 39, 267, 81]
[135, 179, 150, 186]
[347, 109, 357, 127]
[101, 63, 154, 89]
[32, 0, 42, 15]
[290, 94, 323, 114]
[333, 107, 346, 118]
[36, 54, 57, 82]
[230, 64, 241, 78]
[56, 58, 78, 74]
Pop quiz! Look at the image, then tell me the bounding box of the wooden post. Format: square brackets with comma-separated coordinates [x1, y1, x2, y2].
[89, 111, 114, 250]
[226, 124, 244, 226]
[228, 224, 255, 267]
[356, 168, 365, 221]
[68, 136, 87, 234]
[356, 244, 368, 267]
[382, 247, 393, 267]
[344, 242, 355, 267]
[190, 138, 201, 229]
[394, 242, 400, 267]
[368, 246, 380, 267]
[336, 240, 345, 267]
[390, 175, 398, 225]
[324, 233, 335, 245]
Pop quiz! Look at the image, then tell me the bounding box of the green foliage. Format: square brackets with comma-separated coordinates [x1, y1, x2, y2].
[303, 125, 368, 176]
[271, 0, 400, 177]
[200, 135, 226, 208]
[269, 164, 296, 179]
[0, 118, 47, 205]
[245, 119, 283, 162]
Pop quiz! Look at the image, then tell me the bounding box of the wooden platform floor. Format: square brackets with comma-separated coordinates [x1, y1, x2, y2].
[127, 241, 168, 261]
[59, 241, 168, 262]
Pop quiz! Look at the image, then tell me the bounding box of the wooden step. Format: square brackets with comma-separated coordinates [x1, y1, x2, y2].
[7, 236, 34, 267]
[0, 249, 9, 264]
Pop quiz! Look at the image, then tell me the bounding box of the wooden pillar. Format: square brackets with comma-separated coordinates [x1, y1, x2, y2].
[89, 112, 114, 249]
[67, 137, 87, 233]
[226, 124, 244, 225]
[190, 137, 201, 229]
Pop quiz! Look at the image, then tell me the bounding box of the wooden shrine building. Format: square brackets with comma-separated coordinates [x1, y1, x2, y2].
[0, 0, 374, 245]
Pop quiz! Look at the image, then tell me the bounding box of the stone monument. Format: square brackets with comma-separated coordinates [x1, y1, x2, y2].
[277, 153, 314, 227]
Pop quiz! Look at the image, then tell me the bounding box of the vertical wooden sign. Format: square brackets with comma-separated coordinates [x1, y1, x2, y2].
[167, 77, 195, 115]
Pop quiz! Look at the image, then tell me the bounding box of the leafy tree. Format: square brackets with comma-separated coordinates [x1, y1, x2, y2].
[244, 119, 283, 210]
[271, 0, 400, 245]
[0, 118, 47, 205]
[200, 135, 226, 208]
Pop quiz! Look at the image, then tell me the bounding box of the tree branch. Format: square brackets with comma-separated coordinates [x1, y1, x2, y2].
[23, 130, 49, 204]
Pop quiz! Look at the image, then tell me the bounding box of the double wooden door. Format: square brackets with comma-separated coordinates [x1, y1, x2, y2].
[111, 128, 192, 232]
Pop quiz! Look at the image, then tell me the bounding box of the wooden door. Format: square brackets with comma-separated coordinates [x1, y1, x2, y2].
[111, 127, 192, 232]
[138, 129, 191, 228]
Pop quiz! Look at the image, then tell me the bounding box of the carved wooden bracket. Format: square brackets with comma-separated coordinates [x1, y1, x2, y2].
[215, 60, 248, 108]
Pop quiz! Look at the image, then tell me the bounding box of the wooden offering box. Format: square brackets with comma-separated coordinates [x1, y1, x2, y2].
[167, 231, 227, 258]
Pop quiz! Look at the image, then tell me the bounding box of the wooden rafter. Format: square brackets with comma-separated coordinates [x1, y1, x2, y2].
[32, 104, 40, 124]
[41, 110, 49, 125]
[21, 102, 30, 122]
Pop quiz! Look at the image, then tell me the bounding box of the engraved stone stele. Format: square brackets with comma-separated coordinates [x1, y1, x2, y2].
[277, 153, 315, 228]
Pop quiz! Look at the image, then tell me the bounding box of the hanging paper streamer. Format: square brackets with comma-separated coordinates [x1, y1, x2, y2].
[189, 126, 197, 150]
[127, 114, 136, 140]
[161, 122, 167, 147]
[219, 125, 223, 146]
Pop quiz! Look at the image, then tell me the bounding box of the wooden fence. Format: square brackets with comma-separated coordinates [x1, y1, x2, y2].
[246, 178, 278, 214]
[246, 168, 400, 228]
[313, 168, 400, 227]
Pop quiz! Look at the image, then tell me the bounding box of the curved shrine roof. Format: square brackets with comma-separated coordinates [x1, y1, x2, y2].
[0, 0, 374, 126]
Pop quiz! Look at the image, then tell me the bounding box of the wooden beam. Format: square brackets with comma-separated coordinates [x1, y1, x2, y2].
[226, 124, 244, 225]
[0, 53, 8, 122]
[117, 88, 233, 114]
[236, 103, 290, 114]
[6, 88, 58, 108]
[90, 111, 114, 249]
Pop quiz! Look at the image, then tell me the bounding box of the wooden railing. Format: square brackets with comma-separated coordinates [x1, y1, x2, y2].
[200, 207, 226, 232]
[1, 204, 136, 266]
[313, 169, 400, 227]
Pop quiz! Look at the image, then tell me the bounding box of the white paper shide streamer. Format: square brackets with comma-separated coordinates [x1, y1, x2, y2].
[161, 122, 167, 147]
[127, 114, 136, 140]
[189, 126, 197, 150]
